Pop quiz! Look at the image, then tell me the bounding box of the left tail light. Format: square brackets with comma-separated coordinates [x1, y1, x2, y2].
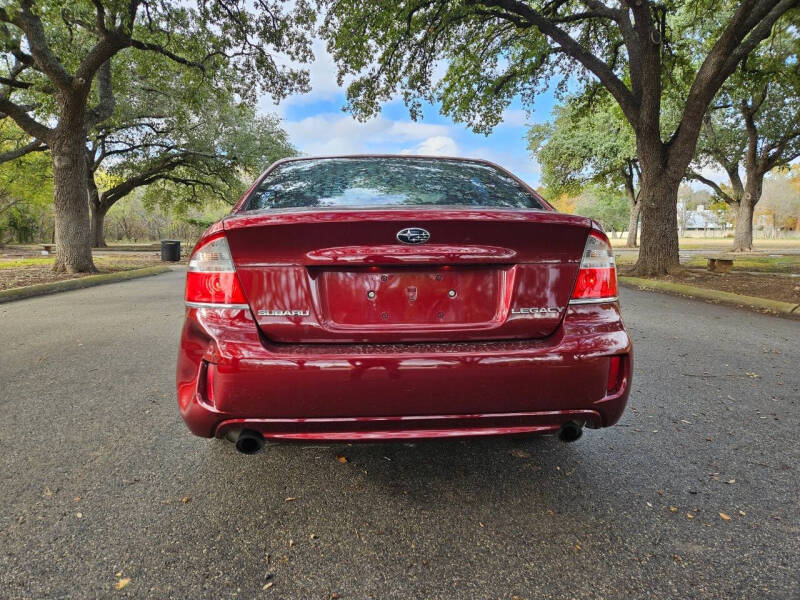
[185, 235, 248, 306]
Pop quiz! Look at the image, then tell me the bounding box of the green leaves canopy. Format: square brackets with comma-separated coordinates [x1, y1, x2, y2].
[528, 93, 636, 197]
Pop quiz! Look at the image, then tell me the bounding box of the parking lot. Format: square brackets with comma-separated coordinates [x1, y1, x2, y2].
[1, 270, 798, 599]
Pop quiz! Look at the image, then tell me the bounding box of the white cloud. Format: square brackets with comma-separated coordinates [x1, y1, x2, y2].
[284, 113, 455, 156]
[498, 109, 529, 128]
[400, 136, 460, 156]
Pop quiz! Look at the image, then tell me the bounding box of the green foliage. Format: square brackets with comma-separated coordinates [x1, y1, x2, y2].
[0, 123, 53, 242]
[573, 186, 630, 233]
[91, 60, 296, 216]
[694, 15, 800, 187]
[528, 93, 636, 196]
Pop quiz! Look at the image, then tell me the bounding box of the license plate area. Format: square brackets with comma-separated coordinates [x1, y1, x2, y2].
[315, 266, 510, 329]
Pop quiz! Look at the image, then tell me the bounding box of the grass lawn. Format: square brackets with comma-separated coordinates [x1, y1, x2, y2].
[610, 236, 800, 250]
[0, 254, 167, 291]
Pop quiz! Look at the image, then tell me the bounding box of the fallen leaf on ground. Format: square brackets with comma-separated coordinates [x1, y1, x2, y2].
[719, 512, 731, 521]
[726, 479, 735, 484]
[336, 456, 348, 464]
[262, 582, 273, 590]
[285, 497, 296, 502]
[510, 449, 530, 458]
[114, 578, 131, 591]
[669, 506, 678, 512]
[181, 496, 191, 504]
[745, 372, 760, 379]
[686, 513, 694, 519]
[739, 510, 746, 516]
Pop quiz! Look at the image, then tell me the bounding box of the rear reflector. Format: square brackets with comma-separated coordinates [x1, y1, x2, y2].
[607, 355, 623, 394]
[571, 232, 618, 302]
[185, 236, 247, 306]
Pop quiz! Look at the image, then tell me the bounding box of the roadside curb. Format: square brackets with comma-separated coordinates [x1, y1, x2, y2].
[0, 265, 172, 304]
[619, 276, 800, 318]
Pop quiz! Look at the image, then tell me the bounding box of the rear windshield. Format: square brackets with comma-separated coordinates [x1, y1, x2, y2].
[243, 157, 545, 211]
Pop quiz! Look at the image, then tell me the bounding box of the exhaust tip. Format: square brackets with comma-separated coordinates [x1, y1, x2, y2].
[558, 421, 583, 443]
[235, 429, 265, 455]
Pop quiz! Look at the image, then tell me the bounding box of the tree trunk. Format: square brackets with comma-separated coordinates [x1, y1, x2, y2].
[51, 127, 95, 273]
[731, 173, 763, 252]
[90, 204, 108, 248]
[88, 174, 107, 248]
[625, 198, 641, 248]
[632, 170, 681, 276]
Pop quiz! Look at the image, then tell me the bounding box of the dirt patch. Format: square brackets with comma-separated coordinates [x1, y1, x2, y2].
[621, 267, 800, 305]
[0, 256, 165, 291]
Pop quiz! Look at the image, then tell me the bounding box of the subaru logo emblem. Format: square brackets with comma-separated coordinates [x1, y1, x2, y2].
[396, 227, 430, 244]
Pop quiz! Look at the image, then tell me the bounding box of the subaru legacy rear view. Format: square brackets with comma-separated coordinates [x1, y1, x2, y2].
[176, 156, 632, 453]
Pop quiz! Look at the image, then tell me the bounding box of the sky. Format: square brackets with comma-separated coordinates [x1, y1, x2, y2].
[257, 40, 559, 188]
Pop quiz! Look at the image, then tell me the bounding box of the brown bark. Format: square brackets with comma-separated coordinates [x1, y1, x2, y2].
[633, 157, 682, 275]
[622, 162, 640, 247]
[90, 202, 108, 248]
[51, 123, 95, 273]
[87, 172, 108, 248]
[731, 173, 764, 252]
[625, 199, 641, 248]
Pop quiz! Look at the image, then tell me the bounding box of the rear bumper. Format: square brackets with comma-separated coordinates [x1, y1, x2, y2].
[177, 303, 632, 441]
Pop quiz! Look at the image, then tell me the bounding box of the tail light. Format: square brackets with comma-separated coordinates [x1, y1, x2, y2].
[185, 235, 248, 307]
[570, 231, 618, 303]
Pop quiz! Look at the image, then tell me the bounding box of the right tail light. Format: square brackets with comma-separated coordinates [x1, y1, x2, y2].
[570, 231, 618, 303]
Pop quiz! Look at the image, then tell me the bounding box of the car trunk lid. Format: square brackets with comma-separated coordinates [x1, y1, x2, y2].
[224, 208, 590, 343]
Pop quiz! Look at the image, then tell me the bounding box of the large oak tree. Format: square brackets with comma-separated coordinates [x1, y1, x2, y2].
[0, 0, 313, 272]
[688, 17, 800, 251]
[320, 0, 798, 275]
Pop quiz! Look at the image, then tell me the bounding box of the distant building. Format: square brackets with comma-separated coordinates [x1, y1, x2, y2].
[678, 201, 731, 232]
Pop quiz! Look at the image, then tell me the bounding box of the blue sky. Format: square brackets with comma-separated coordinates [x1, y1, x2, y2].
[258, 41, 559, 188]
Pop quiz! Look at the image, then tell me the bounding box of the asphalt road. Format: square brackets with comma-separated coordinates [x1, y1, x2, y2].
[1, 270, 798, 599]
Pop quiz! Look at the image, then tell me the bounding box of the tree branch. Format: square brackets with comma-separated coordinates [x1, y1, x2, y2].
[466, 0, 639, 123]
[0, 99, 52, 140]
[85, 59, 116, 129]
[0, 138, 47, 163]
[686, 169, 735, 204]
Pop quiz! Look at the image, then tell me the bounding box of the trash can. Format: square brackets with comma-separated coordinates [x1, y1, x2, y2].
[160, 240, 181, 262]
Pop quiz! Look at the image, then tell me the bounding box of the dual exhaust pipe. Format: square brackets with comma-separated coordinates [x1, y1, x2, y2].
[233, 423, 583, 453]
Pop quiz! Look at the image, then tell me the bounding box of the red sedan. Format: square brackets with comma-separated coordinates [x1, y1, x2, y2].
[177, 155, 632, 453]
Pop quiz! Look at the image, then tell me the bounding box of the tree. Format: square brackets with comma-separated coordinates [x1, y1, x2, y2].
[528, 93, 641, 246]
[688, 18, 800, 251]
[85, 57, 295, 247]
[758, 168, 800, 233]
[574, 186, 630, 236]
[320, 0, 798, 275]
[0, 0, 313, 272]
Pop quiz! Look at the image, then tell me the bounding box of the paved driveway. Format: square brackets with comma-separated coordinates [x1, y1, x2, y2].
[1, 271, 798, 599]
